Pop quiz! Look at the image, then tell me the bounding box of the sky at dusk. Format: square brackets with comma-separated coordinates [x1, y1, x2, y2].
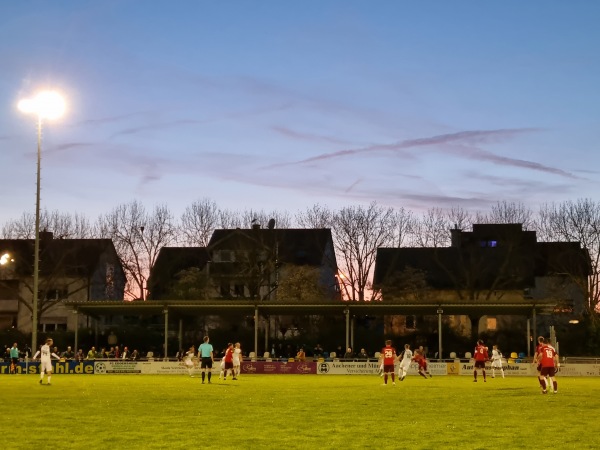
[1, 1, 599, 227]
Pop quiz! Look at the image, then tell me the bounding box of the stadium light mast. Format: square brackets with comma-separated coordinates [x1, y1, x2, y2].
[18, 90, 66, 353]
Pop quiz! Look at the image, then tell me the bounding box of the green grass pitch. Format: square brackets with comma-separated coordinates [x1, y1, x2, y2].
[3, 374, 599, 449]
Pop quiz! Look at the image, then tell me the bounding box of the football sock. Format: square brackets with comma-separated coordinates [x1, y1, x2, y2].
[201, 372, 205, 382]
[553, 380, 557, 391]
[47, 376, 51, 383]
[473, 371, 477, 380]
[208, 372, 212, 381]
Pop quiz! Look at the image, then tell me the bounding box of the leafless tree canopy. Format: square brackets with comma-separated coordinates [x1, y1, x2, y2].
[537, 199, 600, 315]
[296, 204, 334, 229]
[333, 202, 396, 301]
[95, 200, 176, 300]
[3, 197, 599, 314]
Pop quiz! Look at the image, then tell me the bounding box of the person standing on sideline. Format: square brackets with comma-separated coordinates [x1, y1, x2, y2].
[490, 345, 505, 378]
[33, 338, 60, 385]
[232, 342, 243, 379]
[380, 340, 397, 385]
[398, 344, 413, 381]
[9, 343, 19, 374]
[473, 339, 489, 382]
[534, 338, 559, 394]
[198, 336, 214, 384]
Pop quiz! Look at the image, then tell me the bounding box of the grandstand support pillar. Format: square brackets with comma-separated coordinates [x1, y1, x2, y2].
[437, 309, 443, 360]
[163, 308, 169, 360]
[344, 308, 350, 349]
[178, 319, 183, 353]
[73, 309, 78, 355]
[350, 315, 355, 350]
[254, 307, 259, 357]
[526, 319, 531, 358]
[532, 308, 537, 350]
[264, 315, 269, 354]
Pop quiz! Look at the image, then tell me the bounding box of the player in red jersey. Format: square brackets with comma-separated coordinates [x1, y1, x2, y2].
[473, 339, 489, 382]
[380, 340, 397, 386]
[533, 336, 547, 391]
[534, 338, 559, 394]
[412, 350, 431, 379]
[222, 343, 235, 381]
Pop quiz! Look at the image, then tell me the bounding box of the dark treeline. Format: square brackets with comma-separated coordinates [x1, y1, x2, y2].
[2, 198, 600, 319]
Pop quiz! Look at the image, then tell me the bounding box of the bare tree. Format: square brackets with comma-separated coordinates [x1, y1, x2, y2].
[447, 205, 473, 233]
[392, 207, 413, 248]
[241, 209, 292, 229]
[295, 204, 334, 229]
[537, 199, 600, 316]
[478, 201, 534, 229]
[179, 198, 220, 247]
[1, 210, 93, 239]
[333, 202, 396, 301]
[95, 201, 177, 300]
[409, 207, 450, 248]
[218, 209, 243, 229]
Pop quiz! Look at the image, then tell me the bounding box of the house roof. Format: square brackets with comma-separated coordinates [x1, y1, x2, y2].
[0, 235, 122, 277]
[374, 230, 591, 293]
[64, 298, 556, 318]
[208, 228, 335, 266]
[146, 247, 210, 299]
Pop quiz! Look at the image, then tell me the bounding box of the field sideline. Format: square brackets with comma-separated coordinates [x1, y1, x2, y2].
[2, 374, 598, 449]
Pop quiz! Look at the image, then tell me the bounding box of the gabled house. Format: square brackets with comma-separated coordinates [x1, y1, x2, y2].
[373, 224, 591, 339]
[148, 226, 339, 302]
[147, 247, 210, 300]
[0, 231, 126, 332]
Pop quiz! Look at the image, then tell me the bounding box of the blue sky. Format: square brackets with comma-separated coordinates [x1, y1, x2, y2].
[1, 1, 599, 226]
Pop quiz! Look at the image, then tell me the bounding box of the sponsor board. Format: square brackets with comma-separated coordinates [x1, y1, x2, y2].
[3, 360, 598, 376]
[458, 362, 534, 376]
[316, 361, 448, 376]
[0, 361, 95, 374]
[241, 361, 316, 374]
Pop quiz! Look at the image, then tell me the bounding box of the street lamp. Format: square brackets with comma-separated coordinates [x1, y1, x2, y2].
[18, 90, 66, 353]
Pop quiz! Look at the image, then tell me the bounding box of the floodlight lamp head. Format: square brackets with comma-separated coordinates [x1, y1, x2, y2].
[18, 90, 66, 120]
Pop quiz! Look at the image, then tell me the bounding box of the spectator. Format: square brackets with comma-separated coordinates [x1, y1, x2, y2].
[343, 347, 354, 360]
[86, 347, 96, 360]
[313, 344, 324, 358]
[61, 346, 75, 360]
[296, 348, 306, 362]
[357, 348, 369, 359]
[76, 349, 85, 361]
[10, 343, 19, 374]
[121, 346, 130, 360]
[130, 349, 140, 360]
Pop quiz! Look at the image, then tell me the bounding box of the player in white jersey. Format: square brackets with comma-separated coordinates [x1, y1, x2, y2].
[184, 346, 197, 377]
[490, 345, 505, 378]
[398, 344, 413, 381]
[232, 342, 243, 380]
[33, 338, 60, 385]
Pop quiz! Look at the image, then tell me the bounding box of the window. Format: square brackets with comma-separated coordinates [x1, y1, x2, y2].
[234, 284, 245, 297]
[486, 317, 497, 330]
[43, 288, 68, 300]
[220, 282, 231, 297]
[219, 250, 233, 262]
[405, 315, 416, 330]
